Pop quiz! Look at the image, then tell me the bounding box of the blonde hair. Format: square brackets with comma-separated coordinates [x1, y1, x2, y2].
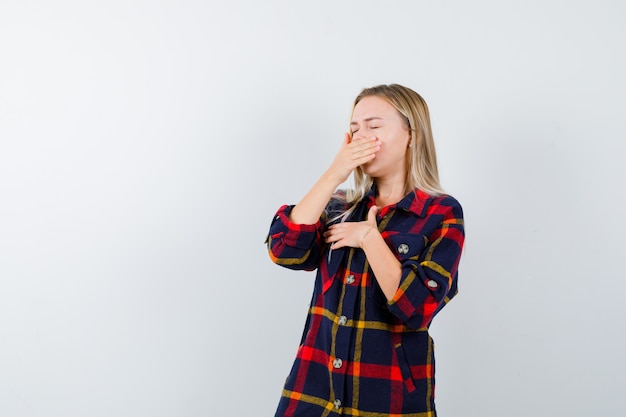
[333, 84, 444, 221]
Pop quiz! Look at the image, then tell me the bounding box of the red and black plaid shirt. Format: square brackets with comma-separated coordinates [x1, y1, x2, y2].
[267, 187, 465, 417]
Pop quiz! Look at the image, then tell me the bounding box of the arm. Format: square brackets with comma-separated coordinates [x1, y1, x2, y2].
[267, 133, 381, 269]
[289, 133, 381, 224]
[361, 213, 403, 300]
[325, 197, 465, 329]
[387, 199, 465, 329]
[324, 205, 402, 299]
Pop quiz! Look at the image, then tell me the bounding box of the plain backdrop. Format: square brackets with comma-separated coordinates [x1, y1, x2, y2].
[1, 1, 625, 416]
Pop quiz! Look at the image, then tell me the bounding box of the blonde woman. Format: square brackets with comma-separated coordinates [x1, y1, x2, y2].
[267, 84, 465, 416]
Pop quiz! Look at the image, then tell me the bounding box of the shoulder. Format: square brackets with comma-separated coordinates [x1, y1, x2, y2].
[427, 194, 464, 232]
[419, 191, 463, 220]
[432, 193, 462, 210]
[404, 188, 460, 216]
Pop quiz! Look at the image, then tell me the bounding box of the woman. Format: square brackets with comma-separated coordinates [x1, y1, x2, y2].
[266, 84, 464, 416]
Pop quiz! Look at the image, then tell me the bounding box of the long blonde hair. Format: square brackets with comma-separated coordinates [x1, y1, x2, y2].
[334, 84, 444, 221]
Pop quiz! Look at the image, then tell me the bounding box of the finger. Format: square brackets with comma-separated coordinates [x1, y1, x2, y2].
[326, 225, 339, 234]
[347, 146, 378, 165]
[353, 146, 379, 159]
[326, 239, 343, 248]
[351, 138, 380, 158]
[331, 240, 345, 249]
[350, 136, 379, 149]
[324, 232, 339, 243]
[355, 153, 376, 166]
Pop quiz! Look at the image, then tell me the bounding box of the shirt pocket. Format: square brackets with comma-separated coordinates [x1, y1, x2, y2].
[385, 232, 428, 262]
[394, 341, 418, 395]
[393, 332, 435, 397]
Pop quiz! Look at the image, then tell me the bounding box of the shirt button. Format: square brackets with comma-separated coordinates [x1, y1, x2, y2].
[338, 315, 347, 325]
[346, 274, 355, 284]
[334, 399, 342, 409]
[397, 243, 409, 254]
[333, 358, 343, 369]
[427, 279, 438, 288]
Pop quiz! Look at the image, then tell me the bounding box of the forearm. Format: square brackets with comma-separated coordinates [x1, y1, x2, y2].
[289, 170, 341, 224]
[361, 229, 402, 300]
[290, 133, 380, 224]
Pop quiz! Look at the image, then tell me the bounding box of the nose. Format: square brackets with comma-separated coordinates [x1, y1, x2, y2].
[352, 130, 374, 141]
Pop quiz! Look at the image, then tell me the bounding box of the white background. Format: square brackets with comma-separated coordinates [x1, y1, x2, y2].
[1, 1, 625, 416]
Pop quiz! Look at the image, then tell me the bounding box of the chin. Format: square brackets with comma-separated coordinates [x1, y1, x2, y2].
[361, 164, 376, 177]
[363, 157, 385, 171]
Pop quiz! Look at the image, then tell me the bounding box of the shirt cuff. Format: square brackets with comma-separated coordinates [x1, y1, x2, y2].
[270, 205, 323, 249]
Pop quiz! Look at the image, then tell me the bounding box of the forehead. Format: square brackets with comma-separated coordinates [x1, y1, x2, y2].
[351, 95, 400, 122]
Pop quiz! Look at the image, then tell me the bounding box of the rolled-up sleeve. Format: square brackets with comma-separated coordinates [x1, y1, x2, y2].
[387, 197, 465, 329]
[266, 205, 324, 271]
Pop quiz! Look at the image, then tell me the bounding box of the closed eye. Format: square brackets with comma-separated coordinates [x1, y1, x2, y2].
[352, 126, 379, 135]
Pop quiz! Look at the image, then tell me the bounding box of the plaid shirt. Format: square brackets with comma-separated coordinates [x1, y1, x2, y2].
[267, 187, 464, 417]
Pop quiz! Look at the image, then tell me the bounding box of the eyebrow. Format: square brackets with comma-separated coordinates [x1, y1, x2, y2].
[350, 117, 384, 126]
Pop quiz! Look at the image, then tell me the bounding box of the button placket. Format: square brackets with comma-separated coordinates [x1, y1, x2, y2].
[332, 266, 358, 413]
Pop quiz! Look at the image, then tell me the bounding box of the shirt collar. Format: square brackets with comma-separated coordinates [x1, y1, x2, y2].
[366, 184, 432, 218]
[397, 188, 432, 217]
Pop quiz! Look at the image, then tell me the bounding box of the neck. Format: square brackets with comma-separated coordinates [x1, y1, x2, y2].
[374, 177, 407, 207]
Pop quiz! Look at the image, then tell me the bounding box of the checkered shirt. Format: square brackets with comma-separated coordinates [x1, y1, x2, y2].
[267, 187, 465, 417]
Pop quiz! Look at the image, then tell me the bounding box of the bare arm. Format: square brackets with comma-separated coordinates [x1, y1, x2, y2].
[289, 133, 381, 224]
[324, 206, 402, 300]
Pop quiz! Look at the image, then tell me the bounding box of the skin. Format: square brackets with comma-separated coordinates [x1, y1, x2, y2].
[289, 96, 411, 300]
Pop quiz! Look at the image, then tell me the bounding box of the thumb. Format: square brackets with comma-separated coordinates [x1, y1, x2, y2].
[367, 205, 378, 224]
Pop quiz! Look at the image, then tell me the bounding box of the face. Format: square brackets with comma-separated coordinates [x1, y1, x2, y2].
[350, 95, 411, 179]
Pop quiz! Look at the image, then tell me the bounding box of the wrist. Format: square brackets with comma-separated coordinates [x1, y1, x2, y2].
[359, 226, 375, 248]
[322, 167, 348, 186]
